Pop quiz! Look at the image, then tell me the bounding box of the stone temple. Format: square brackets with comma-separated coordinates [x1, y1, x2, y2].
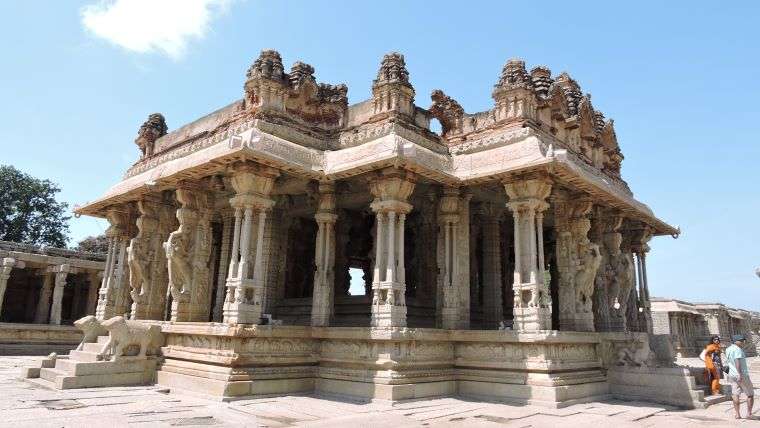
[28, 50, 700, 407]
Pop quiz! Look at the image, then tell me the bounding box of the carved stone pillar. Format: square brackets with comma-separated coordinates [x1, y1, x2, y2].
[34, 271, 54, 323]
[631, 226, 653, 333]
[165, 186, 214, 322]
[504, 177, 552, 331]
[86, 270, 102, 315]
[0, 258, 24, 314]
[417, 192, 438, 303]
[223, 165, 278, 324]
[553, 195, 601, 332]
[96, 207, 134, 320]
[616, 230, 637, 332]
[458, 192, 473, 329]
[598, 215, 633, 332]
[128, 198, 173, 320]
[212, 213, 233, 322]
[438, 187, 461, 329]
[480, 203, 503, 329]
[49, 264, 71, 325]
[369, 169, 415, 328]
[311, 182, 338, 326]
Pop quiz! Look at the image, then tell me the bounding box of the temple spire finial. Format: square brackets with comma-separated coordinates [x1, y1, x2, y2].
[134, 113, 167, 158]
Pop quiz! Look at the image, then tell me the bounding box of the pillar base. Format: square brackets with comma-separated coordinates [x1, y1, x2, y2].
[371, 281, 407, 327]
[514, 306, 551, 331]
[441, 308, 459, 329]
[371, 304, 407, 327]
[223, 302, 263, 324]
[607, 316, 626, 332]
[572, 312, 595, 332]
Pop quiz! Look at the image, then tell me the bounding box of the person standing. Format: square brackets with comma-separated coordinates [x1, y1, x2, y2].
[726, 334, 754, 419]
[702, 336, 723, 396]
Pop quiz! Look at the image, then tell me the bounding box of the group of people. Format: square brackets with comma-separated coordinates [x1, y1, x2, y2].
[702, 334, 754, 419]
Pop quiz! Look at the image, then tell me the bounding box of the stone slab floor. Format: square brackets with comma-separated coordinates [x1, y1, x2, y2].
[1, 357, 758, 427]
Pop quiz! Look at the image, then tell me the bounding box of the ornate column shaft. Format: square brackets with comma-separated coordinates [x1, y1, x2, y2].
[504, 177, 552, 331]
[34, 271, 54, 323]
[480, 203, 503, 329]
[438, 187, 460, 329]
[96, 207, 134, 320]
[631, 226, 653, 333]
[165, 186, 214, 322]
[86, 270, 102, 315]
[369, 168, 415, 328]
[49, 264, 72, 325]
[212, 213, 233, 322]
[553, 195, 600, 332]
[223, 165, 278, 324]
[128, 198, 173, 320]
[311, 182, 338, 326]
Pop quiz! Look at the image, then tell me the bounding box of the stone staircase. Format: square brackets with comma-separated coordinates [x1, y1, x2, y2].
[683, 361, 731, 407]
[24, 335, 158, 390]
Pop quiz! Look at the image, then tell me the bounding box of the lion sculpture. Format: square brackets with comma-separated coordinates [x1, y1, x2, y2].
[99, 316, 163, 360]
[73, 315, 108, 351]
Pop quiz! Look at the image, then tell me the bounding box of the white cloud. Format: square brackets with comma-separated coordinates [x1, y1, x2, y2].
[81, 0, 231, 60]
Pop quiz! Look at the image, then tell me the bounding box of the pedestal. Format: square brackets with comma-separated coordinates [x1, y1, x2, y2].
[371, 281, 406, 327]
[222, 279, 263, 324]
[514, 306, 551, 331]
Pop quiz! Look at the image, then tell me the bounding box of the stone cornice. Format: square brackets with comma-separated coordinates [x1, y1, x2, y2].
[76, 119, 677, 237]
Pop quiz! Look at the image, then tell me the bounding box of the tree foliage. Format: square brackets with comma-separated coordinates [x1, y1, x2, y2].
[75, 234, 109, 254]
[0, 165, 70, 247]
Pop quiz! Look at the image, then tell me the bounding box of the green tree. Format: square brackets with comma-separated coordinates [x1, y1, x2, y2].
[75, 234, 109, 253]
[0, 165, 70, 247]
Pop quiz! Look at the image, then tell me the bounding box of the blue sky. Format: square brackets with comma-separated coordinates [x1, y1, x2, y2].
[1, 1, 758, 309]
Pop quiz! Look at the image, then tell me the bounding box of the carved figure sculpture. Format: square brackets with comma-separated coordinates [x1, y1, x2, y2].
[165, 222, 192, 301]
[73, 315, 107, 351]
[99, 316, 163, 359]
[127, 231, 153, 304]
[574, 242, 602, 313]
[614, 339, 656, 368]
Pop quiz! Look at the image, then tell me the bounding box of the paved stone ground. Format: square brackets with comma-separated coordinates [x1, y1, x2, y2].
[2, 356, 759, 427]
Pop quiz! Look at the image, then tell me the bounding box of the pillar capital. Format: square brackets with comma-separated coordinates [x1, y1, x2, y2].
[502, 176, 552, 202]
[370, 199, 412, 214]
[228, 162, 280, 197]
[368, 168, 416, 204]
[104, 205, 134, 239]
[628, 224, 653, 255]
[478, 201, 504, 222]
[2, 257, 24, 272]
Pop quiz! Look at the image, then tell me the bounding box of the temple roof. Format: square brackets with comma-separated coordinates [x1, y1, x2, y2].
[76, 50, 678, 237]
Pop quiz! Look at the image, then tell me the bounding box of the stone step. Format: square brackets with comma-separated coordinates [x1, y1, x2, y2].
[702, 394, 730, 406]
[55, 358, 157, 376]
[69, 350, 103, 362]
[39, 367, 67, 383]
[97, 335, 110, 344]
[53, 370, 152, 390]
[25, 377, 57, 390]
[82, 342, 106, 353]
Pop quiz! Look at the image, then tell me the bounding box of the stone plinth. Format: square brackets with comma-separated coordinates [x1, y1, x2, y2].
[155, 324, 608, 407]
[0, 323, 82, 356]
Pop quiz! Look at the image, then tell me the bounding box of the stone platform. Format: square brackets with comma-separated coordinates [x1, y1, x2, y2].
[0, 323, 82, 356]
[2, 356, 758, 428]
[150, 324, 709, 409]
